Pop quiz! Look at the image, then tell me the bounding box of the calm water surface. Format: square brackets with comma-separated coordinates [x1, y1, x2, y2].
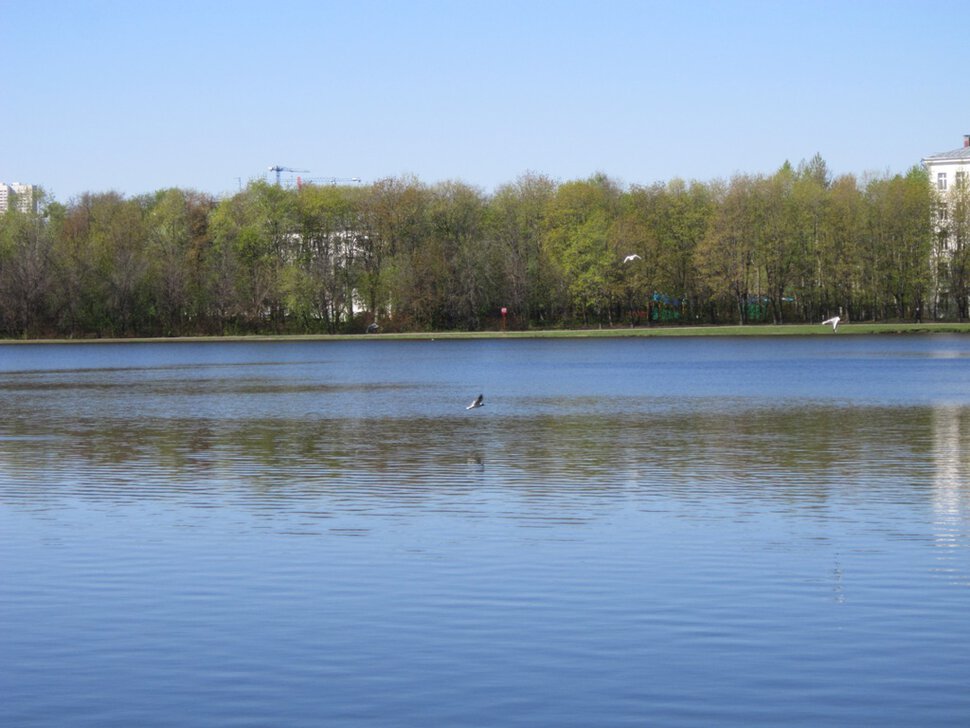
[2, 336, 970, 726]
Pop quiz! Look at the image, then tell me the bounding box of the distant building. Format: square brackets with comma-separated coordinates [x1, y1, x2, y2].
[923, 136, 970, 249]
[923, 135, 970, 318]
[0, 182, 37, 214]
[923, 135, 970, 196]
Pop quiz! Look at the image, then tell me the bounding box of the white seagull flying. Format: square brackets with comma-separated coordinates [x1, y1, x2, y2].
[822, 316, 841, 332]
[466, 394, 484, 410]
[623, 254, 642, 263]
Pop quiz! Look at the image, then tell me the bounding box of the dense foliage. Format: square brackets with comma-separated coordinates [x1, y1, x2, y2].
[2, 156, 967, 338]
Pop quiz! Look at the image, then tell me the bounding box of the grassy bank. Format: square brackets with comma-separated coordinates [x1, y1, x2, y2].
[365, 322, 970, 339]
[5, 322, 970, 344]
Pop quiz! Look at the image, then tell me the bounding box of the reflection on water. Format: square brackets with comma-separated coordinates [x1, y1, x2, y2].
[933, 405, 970, 584]
[2, 338, 970, 727]
[0, 402, 949, 512]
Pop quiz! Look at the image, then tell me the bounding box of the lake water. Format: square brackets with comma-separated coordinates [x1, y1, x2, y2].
[2, 336, 969, 726]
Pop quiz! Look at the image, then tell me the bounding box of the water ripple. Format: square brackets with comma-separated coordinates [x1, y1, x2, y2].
[3, 338, 970, 727]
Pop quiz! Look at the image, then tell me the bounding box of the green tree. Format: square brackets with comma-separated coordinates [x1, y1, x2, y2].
[628, 179, 714, 323]
[947, 174, 970, 319]
[756, 162, 812, 324]
[818, 174, 865, 320]
[614, 185, 659, 324]
[144, 188, 209, 335]
[209, 181, 296, 331]
[932, 172, 970, 320]
[543, 174, 623, 325]
[52, 193, 100, 335]
[284, 182, 365, 332]
[695, 176, 757, 324]
[359, 177, 431, 329]
[864, 168, 933, 320]
[487, 173, 558, 327]
[428, 181, 493, 329]
[0, 195, 56, 336]
[790, 154, 831, 321]
[64, 192, 151, 336]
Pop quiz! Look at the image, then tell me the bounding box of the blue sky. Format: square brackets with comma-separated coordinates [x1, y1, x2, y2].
[3, 0, 969, 201]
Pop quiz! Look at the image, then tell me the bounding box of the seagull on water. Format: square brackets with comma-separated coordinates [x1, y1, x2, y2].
[623, 254, 642, 263]
[466, 394, 484, 410]
[822, 316, 841, 332]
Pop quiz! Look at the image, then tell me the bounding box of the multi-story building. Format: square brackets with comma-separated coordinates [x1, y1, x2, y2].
[923, 135, 970, 198]
[923, 136, 970, 317]
[0, 182, 37, 214]
[923, 136, 970, 250]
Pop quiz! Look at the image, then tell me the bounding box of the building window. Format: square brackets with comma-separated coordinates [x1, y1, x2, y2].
[957, 171, 967, 188]
[938, 172, 948, 191]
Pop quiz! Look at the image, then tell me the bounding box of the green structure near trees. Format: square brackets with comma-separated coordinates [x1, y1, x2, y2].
[1, 154, 967, 339]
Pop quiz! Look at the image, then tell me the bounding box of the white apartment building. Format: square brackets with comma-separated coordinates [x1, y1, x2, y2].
[923, 135, 970, 317]
[0, 182, 36, 214]
[923, 136, 970, 254]
[923, 135, 970, 197]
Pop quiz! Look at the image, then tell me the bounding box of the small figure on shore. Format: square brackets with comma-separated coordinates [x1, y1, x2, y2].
[466, 394, 484, 410]
[822, 316, 841, 332]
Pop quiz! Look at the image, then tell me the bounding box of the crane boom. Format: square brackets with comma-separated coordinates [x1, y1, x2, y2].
[299, 176, 362, 187]
[268, 165, 310, 185]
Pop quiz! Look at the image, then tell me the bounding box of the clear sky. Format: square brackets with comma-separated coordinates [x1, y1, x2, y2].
[3, 0, 969, 202]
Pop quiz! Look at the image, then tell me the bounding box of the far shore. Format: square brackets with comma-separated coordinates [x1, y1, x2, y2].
[4, 322, 970, 345]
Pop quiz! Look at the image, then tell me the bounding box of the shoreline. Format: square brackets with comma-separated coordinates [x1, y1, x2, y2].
[4, 322, 970, 344]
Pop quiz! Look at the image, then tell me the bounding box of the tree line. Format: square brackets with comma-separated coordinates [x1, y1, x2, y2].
[2, 155, 968, 338]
